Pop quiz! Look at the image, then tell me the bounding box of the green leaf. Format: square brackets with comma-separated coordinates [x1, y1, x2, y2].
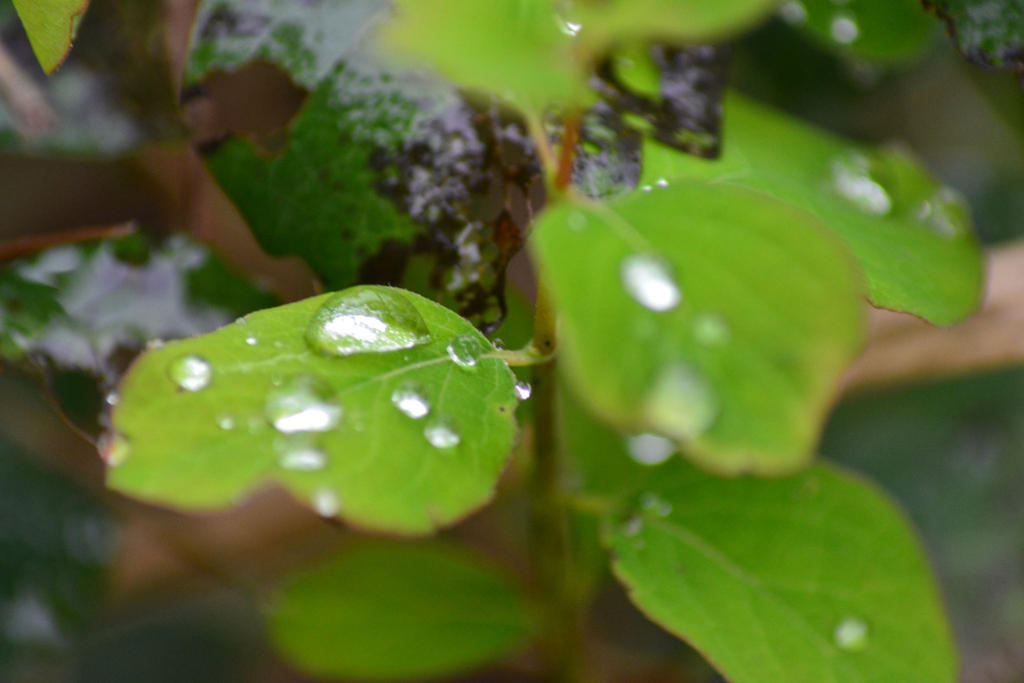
[574, 0, 780, 51]
[641, 93, 983, 326]
[782, 0, 935, 62]
[532, 181, 864, 474]
[925, 0, 1024, 71]
[605, 459, 957, 682]
[10, 0, 88, 73]
[270, 542, 535, 679]
[0, 233, 276, 382]
[107, 286, 519, 534]
[382, 0, 582, 111]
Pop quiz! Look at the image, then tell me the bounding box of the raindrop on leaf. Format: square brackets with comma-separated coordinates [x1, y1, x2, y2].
[265, 376, 342, 434]
[168, 355, 212, 392]
[306, 287, 432, 357]
[621, 254, 682, 312]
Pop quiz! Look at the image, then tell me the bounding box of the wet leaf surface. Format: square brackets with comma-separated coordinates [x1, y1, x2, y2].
[108, 286, 519, 534]
[270, 543, 535, 679]
[532, 181, 864, 474]
[0, 0, 182, 155]
[0, 231, 276, 383]
[925, 0, 1024, 74]
[641, 93, 984, 326]
[0, 436, 114, 669]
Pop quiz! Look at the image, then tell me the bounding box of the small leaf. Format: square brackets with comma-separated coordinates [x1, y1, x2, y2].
[781, 0, 936, 62]
[11, 0, 88, 74]
[641, 93, 984, 326]
[270, 543, 536, 680]
[532, 181, 864, 474]
[381, 0, 583, 111]
[925, 0, 1024, 72]
[606, 460, 957, 682]
[107, 286, 519, 534]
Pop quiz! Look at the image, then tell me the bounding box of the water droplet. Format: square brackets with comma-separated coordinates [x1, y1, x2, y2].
[640, 184, 653, 192]
[558, 18, 582, 36]
[514, 381, 532, 401]
[306, 287, 432, 357]
[279, 444, 327, 472]
[447, 334, 485, 369]
[235, 317, 246, 325]
[146, 339, 165, 350]
[424, 419, 460, 449]
[168, 355, 212, 392]
[245, 335, 259, 346]
[830, 12, 859, 44]
[312, 488, 341, 517]
[779, 0, 806, 24]
[217, 414, 236, 430]
[640, 492, 673, 517]
[621, 254, 682, 312]
[627, 433, 676, 465]
[833, 617, 869, 652]
[693, 313, 731, 347]
[655, 178, 669, 188]
[568, 211, 588, 232]
[104, 391, 120, 407]
[646, 364, 717, 440]
[265, 376, 342, 434]
[623, 516, 643, 537]
[916, 188, 967, 239]
[831, 152, 891, 216]
[391, 383, 430, 419]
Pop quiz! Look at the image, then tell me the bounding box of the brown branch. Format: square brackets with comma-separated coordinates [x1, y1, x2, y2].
[843, 240, 1024, 392]
[0, 223, 137, 262]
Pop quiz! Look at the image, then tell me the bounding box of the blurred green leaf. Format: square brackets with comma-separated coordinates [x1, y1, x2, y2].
[108, 286, 519, 534]
[606, 459, 957, 683]
[0, 0, 182, 155]
[0, 233, 276, 382]
[271, 543, 535, 679]
[925, 0, 1024, 72]
[382, 0, 582, 111]
[531, 181, 864, 474]
[642, 93, 983, 326]
[10, 0, 88, 73]
[0, 436, 114, 668]
[782, 0, 935, 62]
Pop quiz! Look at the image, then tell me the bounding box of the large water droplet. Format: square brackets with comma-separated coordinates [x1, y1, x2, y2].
[831, 152, 891, 216]
[621, 255, 682, 312]
[279, 444, 328, 472]
[265, 376, 342, 434]
[424, 419, 460, 449]
[627, 433, 676, 466]
[306, 287, 432, 357]
[830, 12, 859, 44]
[693, 313, 731, 347]
[833, 617, 869, 652]
[447, 334, 485, 369]
[916, 187, 967, 240]
[391, 383, 430, 420]
[168, 355, 212, 392]
[514, 381, 532, 401]
[646, 363, 717, 439]
[312, 488, 341, 517]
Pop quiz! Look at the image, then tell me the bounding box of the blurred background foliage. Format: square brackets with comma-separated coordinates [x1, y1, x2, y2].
[0, 0, 1022, 681]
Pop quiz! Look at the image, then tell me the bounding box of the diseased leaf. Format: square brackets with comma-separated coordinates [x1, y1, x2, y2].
[188, 0, 542, 330]
[0, 0, 182, 155]
[925, 0, 1024, 73]
[641, 93, 983, 326]
[531, 181, 864, 475]
[270, 543, 535, 679]
[0, 232, 276, 383]
[10, 0, 88, 73]
[780, 0, 936, 62]
[107, 286, 519, 534]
